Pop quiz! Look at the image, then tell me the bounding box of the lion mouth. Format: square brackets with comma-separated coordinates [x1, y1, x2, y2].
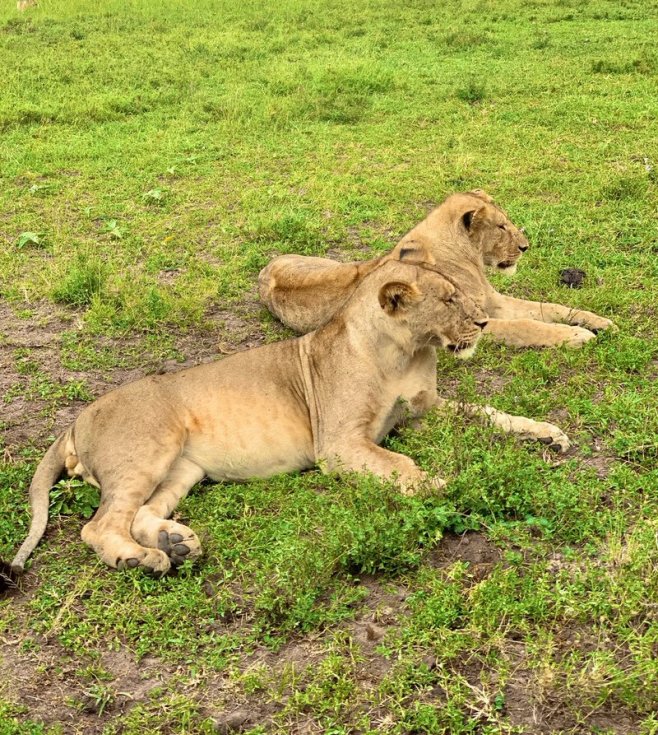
[445, 334, 480, 360]
[497, 261, 515, 269]
[446, 342, 473, 354]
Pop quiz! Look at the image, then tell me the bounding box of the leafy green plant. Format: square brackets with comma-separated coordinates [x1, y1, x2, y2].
[49, 478, 99, 518]
[143, 188, 165, 204]
[101, 219, 123, 239]
[16, 232, 44, 249]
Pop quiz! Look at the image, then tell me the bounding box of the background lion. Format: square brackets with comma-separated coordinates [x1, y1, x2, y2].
[259, 189, 615, 347]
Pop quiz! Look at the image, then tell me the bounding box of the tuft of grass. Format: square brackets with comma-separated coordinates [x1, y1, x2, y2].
[455, 78, 486, 104]
[51, 256, 106, 307]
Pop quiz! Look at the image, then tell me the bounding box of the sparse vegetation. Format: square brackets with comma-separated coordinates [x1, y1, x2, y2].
[1, 0, 657, 733]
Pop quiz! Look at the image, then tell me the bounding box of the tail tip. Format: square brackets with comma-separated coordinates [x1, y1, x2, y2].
[0, 559, 20, 592]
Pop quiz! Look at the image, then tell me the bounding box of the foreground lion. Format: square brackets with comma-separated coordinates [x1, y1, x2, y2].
[259, 190, 614, 347]
[9, 261, 569, 576]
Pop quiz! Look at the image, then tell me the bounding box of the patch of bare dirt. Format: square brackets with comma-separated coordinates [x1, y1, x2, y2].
[428, 531, 502, 580]
[0, 634, 164, 734]
[208, 297, 289, 354]
[402, 631, 642, 735]
[579, 452, 616, 479]
[501, 632, 641, 734]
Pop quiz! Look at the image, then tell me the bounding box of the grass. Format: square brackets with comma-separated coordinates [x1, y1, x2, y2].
[1, 0, 657, 732]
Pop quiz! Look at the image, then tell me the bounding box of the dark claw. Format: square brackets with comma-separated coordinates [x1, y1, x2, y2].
[538, 436, 553, 445]
[169, 533, 184, 544]
[549, 443, 563, 452]
[126, 558, 140, 568]
[173, 544, 190, 556]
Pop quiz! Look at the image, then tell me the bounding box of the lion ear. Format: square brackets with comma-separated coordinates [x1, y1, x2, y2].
[462, 209, 477, 231]
[462, 205, 487, 232]
[397, 241, 436, 266]
[378, 281, 423, 315]
[468, 189, 494, 203]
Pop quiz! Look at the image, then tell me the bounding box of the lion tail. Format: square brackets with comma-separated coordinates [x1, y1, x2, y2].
[10, 431, 70, 574]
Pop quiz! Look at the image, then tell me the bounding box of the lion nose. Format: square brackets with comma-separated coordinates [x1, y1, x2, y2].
[518, 243, 529, 252]
[475, 319, 488, 330]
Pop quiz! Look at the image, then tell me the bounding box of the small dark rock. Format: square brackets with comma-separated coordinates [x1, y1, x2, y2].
[559, 268, 586, 288]
[214, 709, 251, 734]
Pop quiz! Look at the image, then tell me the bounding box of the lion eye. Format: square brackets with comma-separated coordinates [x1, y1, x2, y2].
[498, 224, 506, 230]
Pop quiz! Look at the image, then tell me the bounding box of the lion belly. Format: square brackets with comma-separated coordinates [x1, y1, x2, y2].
[182, 398, 314, 482]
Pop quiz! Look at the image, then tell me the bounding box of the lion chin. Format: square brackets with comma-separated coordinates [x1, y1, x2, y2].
[445, 340, 480, 361]
[496, 262, 518, 276]
[454, 343, 478, 360]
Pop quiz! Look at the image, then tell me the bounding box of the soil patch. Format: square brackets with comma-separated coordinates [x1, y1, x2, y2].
[0, 632, 164, 734]
[428, 531, 502, 574]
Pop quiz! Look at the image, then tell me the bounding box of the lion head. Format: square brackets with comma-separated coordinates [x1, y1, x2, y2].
[456, 190, 529, 275]
[399, 190, 529, 277]
[375, 262, 488, 360]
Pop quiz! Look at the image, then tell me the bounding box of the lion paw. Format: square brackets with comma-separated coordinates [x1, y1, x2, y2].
[399, 472, 446, 496]
[532, 422, 571, 453]
[563, 326, 596, 348]
[156, 524, 202, 566]
[572, 313, 616, 334]
[132, 509, 202, 567]
[117, 548, 171, 575]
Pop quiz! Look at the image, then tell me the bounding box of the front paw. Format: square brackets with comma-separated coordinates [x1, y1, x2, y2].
[571, 310, 616, 334]
[563, 326, 597, 348]
[533, 422, 571, 453]
[399, 472, 446, 496]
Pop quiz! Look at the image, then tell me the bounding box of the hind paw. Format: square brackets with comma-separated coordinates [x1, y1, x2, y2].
[116, 548, 171, 575]
[156, 524, 202, 566]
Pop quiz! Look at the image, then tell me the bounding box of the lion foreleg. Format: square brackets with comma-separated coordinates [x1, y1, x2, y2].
[483, 318, 596, 348]
[131, 457, 205, 567]
[434, 398, 570, 452]
[486, 293, 615, 333]
[321, 439, 445, 496]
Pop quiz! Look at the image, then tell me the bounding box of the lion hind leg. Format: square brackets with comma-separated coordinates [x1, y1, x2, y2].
[81, 458, 185, 573]
[131, 457, 205, 566]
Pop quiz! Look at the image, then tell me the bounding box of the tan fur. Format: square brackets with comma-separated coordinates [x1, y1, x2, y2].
[258, 190, 614, 347]
[10, 262, 512, 575]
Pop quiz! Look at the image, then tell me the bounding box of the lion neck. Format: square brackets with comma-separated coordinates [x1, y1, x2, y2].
[344, 295, 424, 369]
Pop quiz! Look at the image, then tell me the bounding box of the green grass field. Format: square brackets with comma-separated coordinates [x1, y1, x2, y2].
[1, 0, 657, 732]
